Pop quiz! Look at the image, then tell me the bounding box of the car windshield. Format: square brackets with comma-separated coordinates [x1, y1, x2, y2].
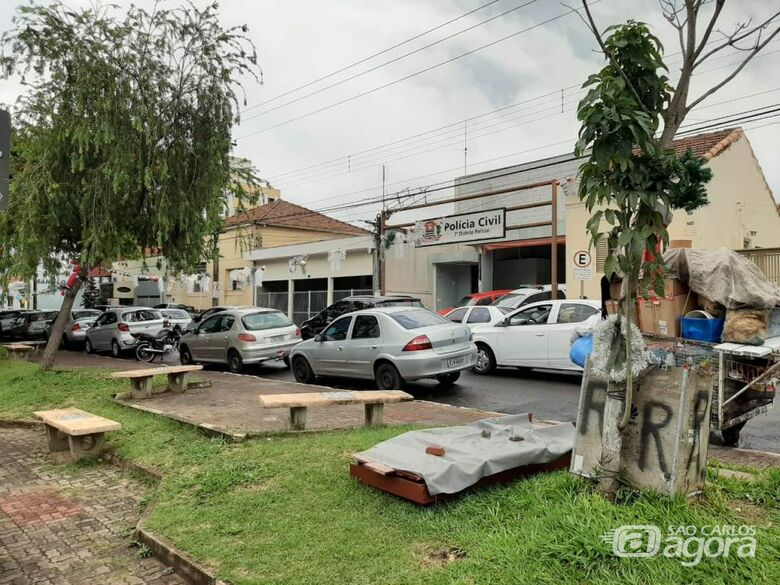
[389, 309, 449, 330]
[73, 310, 101, 320]
[30, 312, 54, 322]
[161, 309, 189, 319]
[242, 311, 292, 331]
[380, 298, 423, 307]
[456, 295, 473, 307]
[493, 293, 527, 307]
[498, 307, 512, 314]
[123, 310, 161, 322]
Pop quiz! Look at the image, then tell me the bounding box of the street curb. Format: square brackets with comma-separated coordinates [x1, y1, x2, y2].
[134, 522, 228, 585]
[113, 395, 247, 443]
[0, 418, 40, 429]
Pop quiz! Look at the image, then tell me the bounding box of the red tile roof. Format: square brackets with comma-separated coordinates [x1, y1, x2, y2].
[225, 199, 368, 236]
[671, 127, 743, 159]
[87, 267, 112, 278]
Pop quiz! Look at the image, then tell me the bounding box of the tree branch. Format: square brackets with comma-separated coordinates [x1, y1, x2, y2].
[579, 0, 653, 115]
[694, 10, 780, 67]
[687, 25, 780, 112]
[691, 0, 725, 62]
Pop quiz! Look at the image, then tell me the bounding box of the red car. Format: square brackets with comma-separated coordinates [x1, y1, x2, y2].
[437, 290, 512, 315]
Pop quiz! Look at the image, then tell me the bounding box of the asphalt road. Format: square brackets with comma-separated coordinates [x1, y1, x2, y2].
[253, 362, 780, 454]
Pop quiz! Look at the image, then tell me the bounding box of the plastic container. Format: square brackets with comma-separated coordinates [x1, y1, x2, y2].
[681, 314, 724, 342]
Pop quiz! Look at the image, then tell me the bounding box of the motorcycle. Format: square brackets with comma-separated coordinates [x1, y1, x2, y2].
[132, 325, 182, 363]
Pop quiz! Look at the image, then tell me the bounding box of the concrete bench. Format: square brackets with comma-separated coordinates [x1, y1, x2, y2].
[34, 408, 121, 461]
[23, 340, 47, 356]
[259, 390, 413, 431]
[110, 365, 203, 399]
[2, 344, 35, 360]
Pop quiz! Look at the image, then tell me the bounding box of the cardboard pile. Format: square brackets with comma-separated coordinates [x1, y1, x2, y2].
[607, 278, 697, 338]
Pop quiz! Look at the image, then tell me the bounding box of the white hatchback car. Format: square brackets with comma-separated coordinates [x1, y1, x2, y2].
[442, 305, 510, 329]
[472, 299, 600, 374]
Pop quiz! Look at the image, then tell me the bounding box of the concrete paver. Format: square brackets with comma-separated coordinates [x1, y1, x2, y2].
[0, 427, 186, 585]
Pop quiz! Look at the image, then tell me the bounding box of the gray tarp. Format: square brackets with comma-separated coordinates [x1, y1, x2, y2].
[355, 414, 574, 495]
[664, 247, 780, 309]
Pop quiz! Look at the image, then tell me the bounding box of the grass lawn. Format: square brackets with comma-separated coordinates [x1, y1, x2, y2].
[1, 358, 778, 585]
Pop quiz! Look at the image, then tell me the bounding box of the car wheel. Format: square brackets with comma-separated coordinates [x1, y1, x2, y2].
[292, 356, 315, 384]
[375, 362, 404, 390]
[473, 344, 496, 375]
[180, 344, 194, 365]
[85, 338, 94, 354]
[436, 371, 461, 388]
[227, 349, 244, 374]
[111, 340, 122, 358]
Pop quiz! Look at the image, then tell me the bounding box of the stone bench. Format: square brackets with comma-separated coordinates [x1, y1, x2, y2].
[110, 365, 203, 399]
[2, 344, 35, 360]
[258, 390, 413, 431]
[34, 408, 121, 461]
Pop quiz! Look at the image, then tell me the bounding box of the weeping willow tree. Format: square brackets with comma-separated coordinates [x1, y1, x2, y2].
[0, 1, 260, 369]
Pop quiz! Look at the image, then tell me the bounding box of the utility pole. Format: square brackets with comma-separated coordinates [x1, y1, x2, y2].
[463, 120, 468, 174]
[380, 165, 387, 295]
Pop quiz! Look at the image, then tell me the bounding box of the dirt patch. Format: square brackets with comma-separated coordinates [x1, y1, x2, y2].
[421, 546, 467, 568]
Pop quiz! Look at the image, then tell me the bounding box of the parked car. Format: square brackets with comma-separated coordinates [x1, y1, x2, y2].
[6, 310, 59, 340]
[0, 310, 32, 338]
[85, 307, 165, 357]
[44, 309, 103, 348]
[442, 305, 511, 329]
[291, 307, 476, 390]
[491, 285, 567, 310]
[437, 289, 512, 315]
[300, 295, 423, 340]
[154, 303, 198, 317]
[159, 308, 193, 329]
[472, 299, 600, 374]
[179, 307, 300, 373]
[187, 305, 254, 331]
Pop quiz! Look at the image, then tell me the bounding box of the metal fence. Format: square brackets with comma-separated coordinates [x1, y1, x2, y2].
[292, 290, 328, 325]
[333, 288, 373, 301]
[255, 291, 288, 313]
[737, 247, 780, 287]
[255, 288, 375, 324]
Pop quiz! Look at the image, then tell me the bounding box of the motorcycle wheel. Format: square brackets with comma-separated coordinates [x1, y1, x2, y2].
[136, 343, 156, 363]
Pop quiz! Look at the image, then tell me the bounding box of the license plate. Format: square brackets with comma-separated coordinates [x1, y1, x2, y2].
[447, 356, 465, 368]
[269, 335, 286, 343]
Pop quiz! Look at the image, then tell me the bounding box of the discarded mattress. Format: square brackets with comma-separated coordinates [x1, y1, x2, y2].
[354, 414, 575, 496]
[664, 248, 780, 309]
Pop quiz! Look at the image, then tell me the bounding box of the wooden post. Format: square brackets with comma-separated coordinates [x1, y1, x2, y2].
[365, 403, 384, 427]
[289, 406, 307, 431]
[551, 181, 559, 300]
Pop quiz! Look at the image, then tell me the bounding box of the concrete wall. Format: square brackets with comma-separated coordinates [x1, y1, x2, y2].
[565, 134, 780, 299]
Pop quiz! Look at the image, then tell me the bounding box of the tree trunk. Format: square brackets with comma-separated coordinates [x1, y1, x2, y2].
[598, 381, 624, 499]
[597, 279, 634, 500]
[40, 277, 84, 371]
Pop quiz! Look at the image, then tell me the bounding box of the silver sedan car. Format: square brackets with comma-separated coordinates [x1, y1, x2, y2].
[290, 307, 476, 390]
[179, 307, 301, 373]
[45, 309, 103, 347]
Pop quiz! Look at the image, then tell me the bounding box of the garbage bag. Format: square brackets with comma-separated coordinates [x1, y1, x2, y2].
[569, 335, 593, 368]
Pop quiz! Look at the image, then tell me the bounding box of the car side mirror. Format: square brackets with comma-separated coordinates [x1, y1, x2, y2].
[314, 333, 323, 342]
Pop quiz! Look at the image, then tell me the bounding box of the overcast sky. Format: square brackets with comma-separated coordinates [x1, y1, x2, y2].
[2, 0, 779, 228]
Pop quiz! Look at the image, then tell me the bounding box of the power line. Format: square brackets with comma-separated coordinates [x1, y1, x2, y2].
[245, 106, 780, 227]
[263, 44, 779, 187]
[242, 0, 541, 121]
[236, 2, 600, 139]
[241, 0, 505, 113]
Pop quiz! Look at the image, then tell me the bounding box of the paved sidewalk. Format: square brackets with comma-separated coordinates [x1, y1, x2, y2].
[0, 427, 186, 585]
